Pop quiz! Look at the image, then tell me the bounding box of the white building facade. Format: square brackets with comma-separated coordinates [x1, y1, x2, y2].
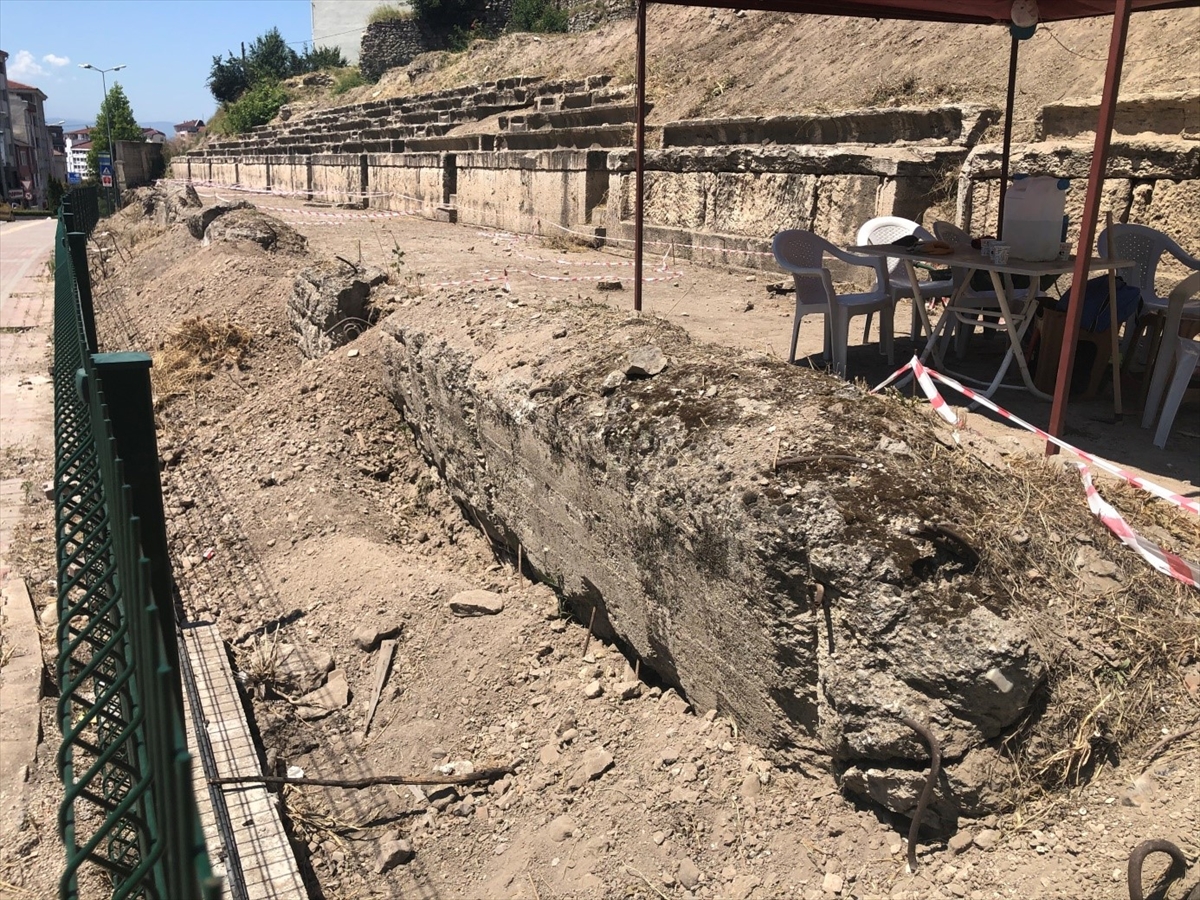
[311, 0, 412, 65]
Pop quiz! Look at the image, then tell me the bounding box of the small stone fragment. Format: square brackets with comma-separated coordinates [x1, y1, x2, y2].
[547, 814, 577, 842]
[678, 858, 701, 891]
[948, 831, 974, 855]
[375, 838, 413, 873]
[626, 345, 666, 378]
[973, 829, 1000, 850]
[353, 624, 402, 651]
[822, 872, 844, 894]
[568, 747, 613, 789]
[617, 681, 643, 701]
[295, 670, 351, 720]
[601, 370, 625, 395]
[583, 679, 603, 699]
[448, 589, 504, 617]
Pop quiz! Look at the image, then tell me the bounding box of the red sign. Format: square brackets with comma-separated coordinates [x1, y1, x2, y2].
[101, 175, 113, 187]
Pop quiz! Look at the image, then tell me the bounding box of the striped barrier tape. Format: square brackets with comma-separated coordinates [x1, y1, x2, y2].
[1078, 464, 1200, 586]
[871, 355, 1198, 586]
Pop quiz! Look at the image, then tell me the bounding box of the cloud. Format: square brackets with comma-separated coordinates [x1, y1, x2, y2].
[8, 50, 46, 80]
[43, 54, 70, 67]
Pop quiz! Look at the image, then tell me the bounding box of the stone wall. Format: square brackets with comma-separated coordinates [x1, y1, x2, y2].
[454, 149, 609, 232]
[360, 19, 436, 82]
[564, 0, 634, 31]
[661, 106, 997, 149]
[960, 139, 1200, 291]
[312, 153, 368, 206]
[1036, 90, 1200, 141]
[115, 140, 164, 190]
[367, 152, 447, 213]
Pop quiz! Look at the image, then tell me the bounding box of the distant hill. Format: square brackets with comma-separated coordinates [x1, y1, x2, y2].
[57, 119, 182, 136]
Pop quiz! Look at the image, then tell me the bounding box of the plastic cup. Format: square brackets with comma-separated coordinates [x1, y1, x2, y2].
[1058, 242, 1072, 261]
[981, 238, 997, 257]
[990, 243, 1011, 266]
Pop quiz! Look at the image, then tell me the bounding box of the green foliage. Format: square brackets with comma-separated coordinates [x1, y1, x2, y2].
[447, 19, 494, 51]
[368, 4, 414, 23]
[247, 27, 299, 83]
[48, 177, 66, 211]
[222, 81, 289, 134]
[208, 53, 248, 104]
[510, 0, 567, 33]
[298, 44, 348, 71]
[331, 68, 367, 95]
[208, 30, 347, 105]
[86, 83, 142, 180]
[412, 0, 483, 32]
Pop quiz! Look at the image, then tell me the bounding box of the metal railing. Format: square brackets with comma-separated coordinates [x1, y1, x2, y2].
[68, 185, 102, 236]
[52, 198, 220, 900]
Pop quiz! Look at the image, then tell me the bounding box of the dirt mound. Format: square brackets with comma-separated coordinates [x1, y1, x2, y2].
[61, 191, 1200, 900]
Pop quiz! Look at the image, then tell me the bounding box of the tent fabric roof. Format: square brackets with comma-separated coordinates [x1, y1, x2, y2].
[649, 0, 1196, 23]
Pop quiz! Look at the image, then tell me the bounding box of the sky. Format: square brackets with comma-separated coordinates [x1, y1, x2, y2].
[0, 0, 317, 127]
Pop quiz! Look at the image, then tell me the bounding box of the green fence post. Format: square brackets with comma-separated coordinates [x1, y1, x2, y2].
[61, 197, 75, 234]
[66, 232, 98, 353]
[90, 352, 182, 711]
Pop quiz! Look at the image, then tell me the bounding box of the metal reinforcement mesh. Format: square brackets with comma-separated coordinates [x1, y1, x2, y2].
[52, 208, 220, 900]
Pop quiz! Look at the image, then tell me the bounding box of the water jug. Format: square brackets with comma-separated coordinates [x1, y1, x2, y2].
[1001, 175, 1070, 261]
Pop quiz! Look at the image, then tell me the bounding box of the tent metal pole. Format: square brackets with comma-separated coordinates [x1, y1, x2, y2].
[996, 34, 1019, 238]
[1047, 0, 1133, 452]
[634, 0, 648, 313]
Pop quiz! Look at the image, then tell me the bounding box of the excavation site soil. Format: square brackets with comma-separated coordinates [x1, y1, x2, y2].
[1, 177, 1187, 900]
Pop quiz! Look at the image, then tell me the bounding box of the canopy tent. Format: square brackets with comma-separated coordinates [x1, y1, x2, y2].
[628, 0, 1197, 448]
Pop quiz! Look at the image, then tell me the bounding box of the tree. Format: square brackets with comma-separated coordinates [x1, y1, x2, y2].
[86, 83, 142, 180]
[247, 27, 299, 83]
[510, 0, 568, 33]
[297, 45, 347, 72]
[208, 53, 249, 104]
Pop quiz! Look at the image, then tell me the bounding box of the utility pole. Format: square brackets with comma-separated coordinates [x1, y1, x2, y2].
[79, 62, 127, 211]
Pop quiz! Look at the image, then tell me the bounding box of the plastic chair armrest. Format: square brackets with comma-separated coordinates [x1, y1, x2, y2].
[1166, 244, 1200, 271]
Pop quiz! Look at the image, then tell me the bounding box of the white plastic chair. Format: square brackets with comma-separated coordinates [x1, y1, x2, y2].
[1141, 272, 1200, 447]
[1097, 223, 1200, 365]
[857, 216, 953, 340]
[772, 229, 894, 377]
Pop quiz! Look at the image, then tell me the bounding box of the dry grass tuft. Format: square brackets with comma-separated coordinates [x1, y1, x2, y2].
[235, 629, 282, 700]
[152, 316, 252, 407]
[868, 390, 1200, 807]
[281, 786, 373, 849]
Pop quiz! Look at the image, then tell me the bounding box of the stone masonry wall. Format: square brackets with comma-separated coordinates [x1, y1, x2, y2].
[360, 19, 437, 82]
[565, 0, 634, 32]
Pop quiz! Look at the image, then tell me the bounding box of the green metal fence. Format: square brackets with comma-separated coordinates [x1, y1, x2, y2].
[52, 201, 220, 900]
[68, 185, 101, 236]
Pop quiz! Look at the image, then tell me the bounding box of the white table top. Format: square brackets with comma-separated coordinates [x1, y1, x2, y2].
[847, 244, 1133, 279]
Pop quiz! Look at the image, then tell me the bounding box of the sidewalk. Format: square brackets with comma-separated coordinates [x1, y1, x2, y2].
[0, 217, 57, 841]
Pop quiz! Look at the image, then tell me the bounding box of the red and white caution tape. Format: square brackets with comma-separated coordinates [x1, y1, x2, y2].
[872, 355, 1199, 586]
[1078, 464, 1199, 586]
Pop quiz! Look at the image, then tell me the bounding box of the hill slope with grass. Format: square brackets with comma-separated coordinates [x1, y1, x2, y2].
[282, 6, 1197, 138]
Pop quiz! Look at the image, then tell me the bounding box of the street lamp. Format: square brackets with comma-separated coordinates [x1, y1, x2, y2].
[79, 62, 126, 209]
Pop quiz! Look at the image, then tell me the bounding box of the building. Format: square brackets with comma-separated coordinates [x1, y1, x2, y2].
[174, 119, 205, 139]
[142, 127, 166, 143]
[6, 78, 53, 206]
[0, 50, 18, 203]
[66, 138, 91, 179]
[311, 0, 412, 66]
